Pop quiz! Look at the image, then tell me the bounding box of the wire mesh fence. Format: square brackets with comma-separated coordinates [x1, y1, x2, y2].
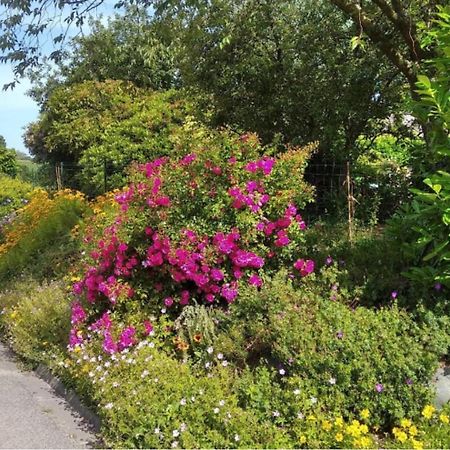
[46, 157, 414, 234]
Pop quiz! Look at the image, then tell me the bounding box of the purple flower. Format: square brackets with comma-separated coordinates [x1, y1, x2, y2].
[375, 383, 384, 393]
[391, 290, 398, 299]
[336, 330, 344, 339]
[326, 256, 333, 265]
[434, 282, 442, 291]
[405, 378, 413, 386]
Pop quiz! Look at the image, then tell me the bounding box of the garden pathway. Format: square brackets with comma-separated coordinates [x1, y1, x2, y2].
[0, 342, 97, 449]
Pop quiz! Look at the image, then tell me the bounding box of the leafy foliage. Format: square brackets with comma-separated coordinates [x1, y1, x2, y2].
[389, 6, 450, 290]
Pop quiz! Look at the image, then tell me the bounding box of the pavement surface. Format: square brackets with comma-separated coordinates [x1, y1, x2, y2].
[0, 342, 97, 449]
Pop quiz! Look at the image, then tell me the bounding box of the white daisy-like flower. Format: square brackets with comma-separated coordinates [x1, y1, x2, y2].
[279, 368, 286, 375]
[180, 423, 187, 432]
[310, 396, 318, 404]
[219, 400, 225, 406]
[171, 441, 178, 448]
[104, 402, 113, 410]
[154, 428, 161, 435]
[234, 434, 240, 442]
[272, 410, 280, 417]
[207, 346, 214, 354]
[180, 398, 187, 406]
[329, 377, 336, 385]
[293, 389, 301, 396]
[213, 407, 220, 414]
[222, 360, 228, 367]
[297, 412, 304, 419]
[217, 353, 224, 360]
[173, 430, 180, 437]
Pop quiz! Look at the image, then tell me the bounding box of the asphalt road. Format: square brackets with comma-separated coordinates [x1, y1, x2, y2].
[0, 342, 97, 449]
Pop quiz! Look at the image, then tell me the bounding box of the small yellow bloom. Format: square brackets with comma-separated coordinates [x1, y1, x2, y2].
[359, 424, 368, 434]
[412, 439, 424, 450]
[322, 420, 332, 431]
[409, 425, 418, 437]
[396, 431, 408, 443]
[335, 432, 343, 442]
[422, 404, 435, 419]
[440, 414, 449, 424]
[299, 435, 307, 444]
[359, 436, 371, 448]
[307, 415, 316, 422]
[400, 418, 412, 428]
[360, 408, 370, 420]
[334, 416, 344, 428]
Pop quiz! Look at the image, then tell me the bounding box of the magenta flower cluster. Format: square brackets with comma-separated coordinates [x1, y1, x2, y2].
[70, 150, 315, 353]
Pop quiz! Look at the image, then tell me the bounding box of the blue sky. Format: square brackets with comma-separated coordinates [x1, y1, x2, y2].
[0, 1, 117, 154]
[0, 67, 38, 154]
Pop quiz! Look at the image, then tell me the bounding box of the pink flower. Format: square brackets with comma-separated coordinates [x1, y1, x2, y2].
[294, 259, 315, 277]
[248, 274, 263, 287]
[259, 157, 275, 175]
[246, 180, 259, 193]
[180, 290, 190, 306]
[69, 328, 83, 347]
[181, 153, 197, 165]
[245, 161, 258, 173]
[221, 285, 238, 303]
[71, 302, 86, 325]
[155, 196, 171, 207]
[274, 230, 290, 247]
[118, 326, 136, 350]
[103, 331, 118, 354]
[375, 383, 384, 393]
[144, 320, 154, 335]
[211, 268, 224, 281]
[164, 297, 174, 307]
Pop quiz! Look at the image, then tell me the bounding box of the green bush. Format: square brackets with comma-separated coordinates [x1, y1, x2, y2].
[214, 271, 448, 428]
[0, 279, 71, 366]
[0, 147, 17, 177]
[0, 175, 34, 222]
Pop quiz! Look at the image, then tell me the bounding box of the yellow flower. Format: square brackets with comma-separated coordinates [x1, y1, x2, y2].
[359, 436, 371, 448]
[360, 409, 370, 420]
[359, 424, 368, 434]
[307, 415, 316, 422]
[409, 425, 418, 437]
[10, 310, 17, 320]
[412, 439, 424, 450]
[422, 405, 435, 419]
[299, 435, 307, 444]
[335, 432, 344, 442]
[334, 416, 344, 428]
[400, 418, 412, 428]
[395, 431, 408, 443]
[322, 420, 332, 431]
[440, 414, 449, 424]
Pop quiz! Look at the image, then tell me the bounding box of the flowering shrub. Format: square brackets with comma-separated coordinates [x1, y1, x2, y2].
[70, 133, 316, 353]
[0, 189, 87, 281]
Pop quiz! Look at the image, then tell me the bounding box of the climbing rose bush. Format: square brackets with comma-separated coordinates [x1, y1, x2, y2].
[70, 132, 316, 353]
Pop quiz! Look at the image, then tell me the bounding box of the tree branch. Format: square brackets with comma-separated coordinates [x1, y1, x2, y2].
[329, 0, 418, 88]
